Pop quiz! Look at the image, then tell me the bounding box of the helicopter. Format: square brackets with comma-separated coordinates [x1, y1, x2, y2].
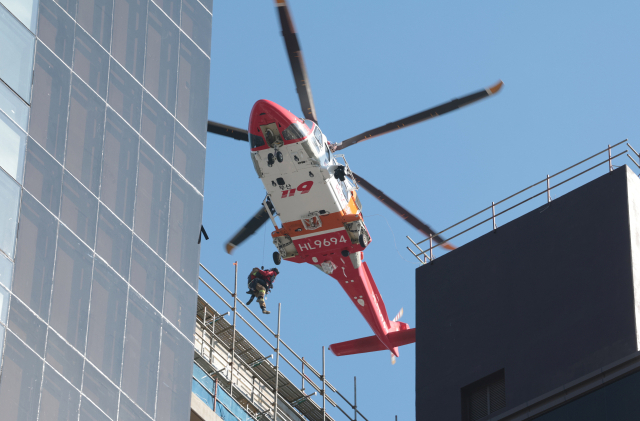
[206, 0, 502, 362]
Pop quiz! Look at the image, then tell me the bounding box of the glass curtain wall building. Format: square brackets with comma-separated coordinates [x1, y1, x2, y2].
[0, 0, 212, 420]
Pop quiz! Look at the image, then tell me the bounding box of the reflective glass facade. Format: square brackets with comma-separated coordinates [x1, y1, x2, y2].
[0, 0, 210, 420]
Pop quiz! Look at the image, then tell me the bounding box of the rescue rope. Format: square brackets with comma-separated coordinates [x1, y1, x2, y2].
[262, 222, 267, 267]
[363, 214, 418, 264]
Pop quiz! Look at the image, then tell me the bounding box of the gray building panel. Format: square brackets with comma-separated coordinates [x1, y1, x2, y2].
[416, 166, 640, 420]
[23, 137, 64, 216]
[39, 364, 81, 421]
[29, 41, 71, 162]
[45, 328, 84, 388]
[0, 0, 211, 418]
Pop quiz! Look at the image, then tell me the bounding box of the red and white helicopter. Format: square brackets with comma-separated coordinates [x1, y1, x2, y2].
[207, 0, 502, 362]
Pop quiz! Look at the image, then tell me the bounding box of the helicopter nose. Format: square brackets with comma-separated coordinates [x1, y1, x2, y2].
[250, 99, 298, 127]
[249, 99, 307, 139]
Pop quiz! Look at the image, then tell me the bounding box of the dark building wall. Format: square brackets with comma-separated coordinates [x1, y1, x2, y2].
[416, 166, 640, 420]
[530, 365, 640, 421]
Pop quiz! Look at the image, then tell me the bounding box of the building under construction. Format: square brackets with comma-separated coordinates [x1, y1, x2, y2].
[189, 264, 367, 421]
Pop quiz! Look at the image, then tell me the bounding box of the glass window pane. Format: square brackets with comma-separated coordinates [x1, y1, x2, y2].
[121, 290, 162, 416]
[144, 2, 178, 114]
[176, 35, 209, 145]
[1, 0, 39, 32]
[8, 296, 47, 356]
[101, 108, 139, 227]
[76, 0, 113, 51]
[153, 0, 179, 25]
[0, 253, 13, 289]
[49, 225, 93, 352]
[130, 236, 164, 310]
[0, 331, 44, 421]
[0, 111, 27, 183]
[38, 365, 80, 421]
[0, 169, 21, 258]
[156, 321, 193, 421]
[0, 4, 36, 102]
[29, 41, 71, 162]
[73, 25, 109, 100]
[37, 0, 75, 66]
[164, 267, 196, 338]
[95, 204, 132, 279]
[111, 0, 148, 83]
[53, 0, 78, 18]
[13, 192, 57, 319]
[119, 393, 152, 421]
[174, 124, 205, 194]
[181, 0, 211, 54]
[65, 75, 106, 196]
[85, 257, 127, 383]
[134, 141, 170, 258]
[0, 284, 8, 324]
[45, 329, 83, 389]
[0, 81, 29, 131]
[198, 0, 212, 13]
[107, 59, 142, 130]
[60, 170, 99, 248]
[141, 92, 174, 161]
[23, 137, 63, 217]
[167, 171, 202, 288]
[82, 362, 119, 419]
[79, 397, 111, 421]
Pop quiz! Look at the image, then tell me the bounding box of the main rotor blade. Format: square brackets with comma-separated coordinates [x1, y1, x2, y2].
[225, 208, 270, 254]
[351, 172, 454, 250]
[275, 0, 318, 123]
[207, 121, 248, 141]
[334, 81, 503, 151]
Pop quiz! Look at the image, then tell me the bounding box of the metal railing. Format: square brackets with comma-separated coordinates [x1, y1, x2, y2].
[197, 262, 368, 421]
[407, 139, 637, 264]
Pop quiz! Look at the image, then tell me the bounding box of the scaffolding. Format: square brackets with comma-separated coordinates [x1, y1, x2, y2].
[407, 140, 640, 264]
[193, 262, 367, 421]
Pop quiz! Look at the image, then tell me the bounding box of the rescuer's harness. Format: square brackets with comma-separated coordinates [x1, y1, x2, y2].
[247, 268, 278, 294]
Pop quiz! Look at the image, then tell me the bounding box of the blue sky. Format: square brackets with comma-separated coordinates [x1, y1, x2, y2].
[201, 2, 640, 419]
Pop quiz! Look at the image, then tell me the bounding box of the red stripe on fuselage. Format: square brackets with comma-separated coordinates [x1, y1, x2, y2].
[320, 256, 400, 356]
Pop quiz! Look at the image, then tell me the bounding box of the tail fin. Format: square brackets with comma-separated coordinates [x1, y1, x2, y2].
[329, 328, 416, 357]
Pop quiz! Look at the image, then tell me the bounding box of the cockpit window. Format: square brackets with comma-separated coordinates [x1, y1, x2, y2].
[323, 143, 332, 165]
[250, 133, 265, 148]
[282, 121, 307, 141]
[313, 126, 323, 150]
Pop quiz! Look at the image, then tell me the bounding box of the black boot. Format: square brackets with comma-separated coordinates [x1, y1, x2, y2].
[246, 296, 255, 305]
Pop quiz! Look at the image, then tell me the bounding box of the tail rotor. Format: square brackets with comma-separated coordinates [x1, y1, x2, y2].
[391, 308, 403, 365]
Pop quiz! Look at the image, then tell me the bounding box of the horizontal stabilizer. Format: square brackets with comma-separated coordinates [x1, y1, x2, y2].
[329, 335, 386, 356]
[329, 328, 416, 356]
[387, 328, 416, 348]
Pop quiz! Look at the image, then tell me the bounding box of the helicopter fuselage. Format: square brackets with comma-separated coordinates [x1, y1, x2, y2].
[248, 99, 415, 357]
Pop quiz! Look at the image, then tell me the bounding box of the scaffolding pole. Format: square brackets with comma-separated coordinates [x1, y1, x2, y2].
[202, 306, 208, 356]
[214, 378, 218, 412]
[354, 376, 357, 421]
[273, 303, 282, 420]
[301, 357, 305, 393]
[230, 262, 238, 397]
[322, 346, 326, 421]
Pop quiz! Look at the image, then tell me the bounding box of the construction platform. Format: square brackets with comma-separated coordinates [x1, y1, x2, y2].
[190, 264, 367, 421]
